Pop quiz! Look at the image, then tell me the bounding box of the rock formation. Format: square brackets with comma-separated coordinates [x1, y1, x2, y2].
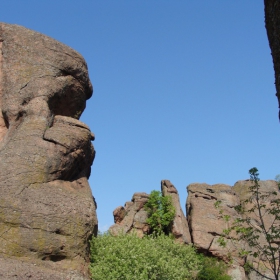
[161, 180, 191, 243]
[187, 180, 280, 280]
[109, 180, 192, 243]
[0, 22, 97, 279]
[186, 183, 245, 279]
[232, 180, 280, 280]
[265, 0, 280, 120]
[109, 192, 150, 237]
[186, 183, 241, 260]
[110, 178, 279, 280]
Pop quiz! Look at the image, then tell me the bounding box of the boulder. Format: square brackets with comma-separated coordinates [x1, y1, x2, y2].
[161, 180, 191, 243]
[0, 22, 97, 279]
[113, 206, 126, 224]
[109, 192, 150, 237]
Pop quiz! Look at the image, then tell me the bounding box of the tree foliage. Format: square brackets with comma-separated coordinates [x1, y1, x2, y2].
[90, 232, 203, 280]
[216, 168, 280, 280]
[144, 190, 175, 235]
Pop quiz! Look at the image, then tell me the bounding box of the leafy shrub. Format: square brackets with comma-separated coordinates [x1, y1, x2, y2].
[144, 190, 175, 235]
[90, 232, 202, 280]
[196, 257, 231, 280]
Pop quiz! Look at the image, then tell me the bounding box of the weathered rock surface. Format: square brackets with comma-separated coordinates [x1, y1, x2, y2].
[0, 22, 97, 279]
[186, 183, 241, 261]
[265, 0, 280, 119]
[187, 180, 280, 280]
[109, 192, 150, 237]
[0, 257, 88, 280]
[186, 183, 246, 279]
[161, 180, 191, 243]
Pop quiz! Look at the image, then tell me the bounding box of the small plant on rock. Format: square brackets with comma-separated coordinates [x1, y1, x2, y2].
[196, 256, 232, 280]
[144, 190, 175, 235]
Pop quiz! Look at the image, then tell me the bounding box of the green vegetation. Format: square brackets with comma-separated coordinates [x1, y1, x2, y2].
[89, 189, 232, 279]
[216, 168, 280, 280]
[144, 190, 175, 235]
[90, 232, 201, 279]
[196, 257, 231, 280]
[90, 232, 231, 280]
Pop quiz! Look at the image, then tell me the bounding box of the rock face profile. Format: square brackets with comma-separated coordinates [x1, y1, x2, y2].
[0, 23, 97, 279]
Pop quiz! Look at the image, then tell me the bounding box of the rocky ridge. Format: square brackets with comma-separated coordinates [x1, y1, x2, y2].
[110, 179, 280, 280]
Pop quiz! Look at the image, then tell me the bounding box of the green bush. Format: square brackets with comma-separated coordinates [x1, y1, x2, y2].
[144, 190, 175, 235]
[196, 257, 231, 280]
[90, 232, 202, 280]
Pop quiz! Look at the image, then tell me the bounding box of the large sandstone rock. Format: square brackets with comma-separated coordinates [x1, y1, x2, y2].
[187, 180, 280, 280]
[161, 180, 191, 243]
[186, 183, 241, 261]
[0, 23, 97, 279]
[186, 183, 246, 280]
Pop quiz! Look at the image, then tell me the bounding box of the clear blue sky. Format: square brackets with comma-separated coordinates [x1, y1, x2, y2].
[2, 1, 280, 232]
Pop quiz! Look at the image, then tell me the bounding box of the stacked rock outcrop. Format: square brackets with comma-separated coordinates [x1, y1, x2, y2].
[109, 180, 192, 243]
[109, 192, 150, 237]
[0, 23, 97, 279]
[110, 179, 280, 280]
